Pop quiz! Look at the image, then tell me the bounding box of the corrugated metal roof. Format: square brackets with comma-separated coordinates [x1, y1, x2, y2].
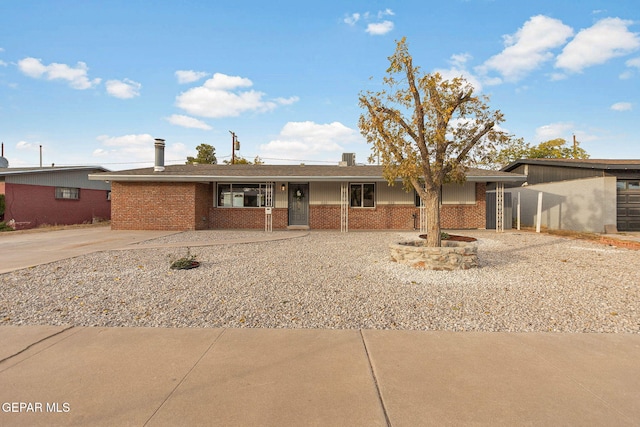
[89, 164, 526, 183]
[1, 166, 111, 190]
[502, 159, 640, 172]
[0, 166, 109, 176]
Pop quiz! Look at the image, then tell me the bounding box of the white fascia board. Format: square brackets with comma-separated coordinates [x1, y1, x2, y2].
[89, 173, 527, 183]
[89, 174, 387, 182]
[465, 174, 527, 182]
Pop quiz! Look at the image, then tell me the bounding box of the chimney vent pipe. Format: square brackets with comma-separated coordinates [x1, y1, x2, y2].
[154, 138, 165, 172]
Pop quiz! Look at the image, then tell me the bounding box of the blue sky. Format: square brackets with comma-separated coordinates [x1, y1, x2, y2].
[1, 0, 639, 170]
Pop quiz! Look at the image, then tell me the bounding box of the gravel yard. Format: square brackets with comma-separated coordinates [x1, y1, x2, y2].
[1, 230, 638, 332]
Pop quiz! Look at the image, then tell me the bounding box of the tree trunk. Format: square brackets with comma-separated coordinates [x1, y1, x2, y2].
[423, 187, 441, 247]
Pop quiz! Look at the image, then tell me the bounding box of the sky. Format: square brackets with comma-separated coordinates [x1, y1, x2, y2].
[1, 0, 639, 170]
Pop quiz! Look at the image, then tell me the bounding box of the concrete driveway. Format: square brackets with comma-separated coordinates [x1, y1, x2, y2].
[0, 226, 178, 274]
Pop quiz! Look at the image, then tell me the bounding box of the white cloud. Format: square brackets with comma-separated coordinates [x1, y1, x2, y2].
[93, 134, 189, 168]
[16, 140, 38, 151]
[175, 70, 209, 84]
[621, 57, 640, 78]
[534, 122, 574, 142]
[0, 60, 6, 67]
[556, 18, 640, 73]
[611, 102, 632, 111]
[274, 96, 300, 105]
[165, 114, 212, 130]
[549, 72, 568, 81]
[345, 9, 395, 36]
[477, 15, 573, 82]
[259, 121, 363, 163]
[619, 70, 634, 79]
[344, 13, 360, 26]
[17, 57, 101, 89]
[450, 53, 472, 67]
[96, 133, 155, 148]
[176, 72, 294, 118]
[105, 78, 141, 99]
[436, 53, 483, 92]
[627, 57, 640, 69]
[366, 21, 394, 36]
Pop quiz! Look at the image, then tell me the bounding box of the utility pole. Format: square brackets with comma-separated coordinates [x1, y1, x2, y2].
[229, 131, 240, 164]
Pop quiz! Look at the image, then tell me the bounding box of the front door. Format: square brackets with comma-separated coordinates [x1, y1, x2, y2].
[288, 183, 309, 226]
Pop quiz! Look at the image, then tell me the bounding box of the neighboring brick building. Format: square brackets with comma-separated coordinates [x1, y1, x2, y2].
[90, 141, 524, 231]
[1, 166, 112, 230]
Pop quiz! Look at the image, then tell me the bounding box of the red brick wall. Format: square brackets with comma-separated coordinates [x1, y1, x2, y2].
[194, 183, 213, 230]
[3, 183, 111, 229]
[309, 205, 341, 229]
[112, 181, 204, 230]
[110, 181, 487, 231]
[310, 205, 418, 230]
[210, 207, 288, 229]
[440, 183, 486, 229]
[308, 183, 485, 230]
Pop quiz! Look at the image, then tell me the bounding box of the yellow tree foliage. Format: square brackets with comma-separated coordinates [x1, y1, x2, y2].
[489, 137, 590, 168]
[359, 38, 513, 247]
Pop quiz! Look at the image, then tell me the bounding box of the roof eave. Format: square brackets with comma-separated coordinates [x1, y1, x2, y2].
[466, 174, 527, 182]
[502, 159, 640, 171]
[89, 173, 527, 183]
[2, 166, 109, 177]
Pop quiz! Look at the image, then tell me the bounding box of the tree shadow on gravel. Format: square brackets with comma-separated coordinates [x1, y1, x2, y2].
[476, 237, 566, 268]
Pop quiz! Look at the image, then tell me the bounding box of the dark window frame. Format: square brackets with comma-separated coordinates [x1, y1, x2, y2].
[350, 183, 375, 208]
[217, 183, 273, 208]
[55, 187, 80, 200]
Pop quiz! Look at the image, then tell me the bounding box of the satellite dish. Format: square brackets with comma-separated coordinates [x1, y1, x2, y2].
[0, 156, 8, 168]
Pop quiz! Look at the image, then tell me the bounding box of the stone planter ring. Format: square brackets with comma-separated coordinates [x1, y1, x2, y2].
[389, 240, 478, 271]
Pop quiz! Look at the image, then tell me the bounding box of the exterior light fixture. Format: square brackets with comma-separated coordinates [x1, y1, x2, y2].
[281, 184, 286, 191]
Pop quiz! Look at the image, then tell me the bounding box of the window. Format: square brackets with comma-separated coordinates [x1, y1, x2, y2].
[350, 183, 375, 207]
[617, 181, 640, 191]
[217, 183, 273, 207]
[55, 187, 80, 200]
[106, 190, 111, 201]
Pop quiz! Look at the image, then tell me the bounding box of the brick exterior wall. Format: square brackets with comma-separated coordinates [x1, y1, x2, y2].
[194, 183, 213, 230]
[309, 183, 486, 230]
[310, 205, 418, 230]
[0, 182, 4, 221]
[309, 205, 341, 229]
[210, 207, 288, 229]
[3, 183, 111, 229]
[440, 183, 486, 229]
[112, 181, 210, 230]
[110, 181, 487, 231]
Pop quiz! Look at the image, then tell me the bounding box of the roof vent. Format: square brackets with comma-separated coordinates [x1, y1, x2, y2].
[342, 153, 356, 166]
[154, 138, 165, 172]
[0, 143, 7, 168]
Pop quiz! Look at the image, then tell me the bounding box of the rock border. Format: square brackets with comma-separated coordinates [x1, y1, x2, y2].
[389, 240, 479, 271]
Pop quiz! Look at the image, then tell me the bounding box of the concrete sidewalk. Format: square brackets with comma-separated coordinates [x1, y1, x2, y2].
[1, 326, 639, 426]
